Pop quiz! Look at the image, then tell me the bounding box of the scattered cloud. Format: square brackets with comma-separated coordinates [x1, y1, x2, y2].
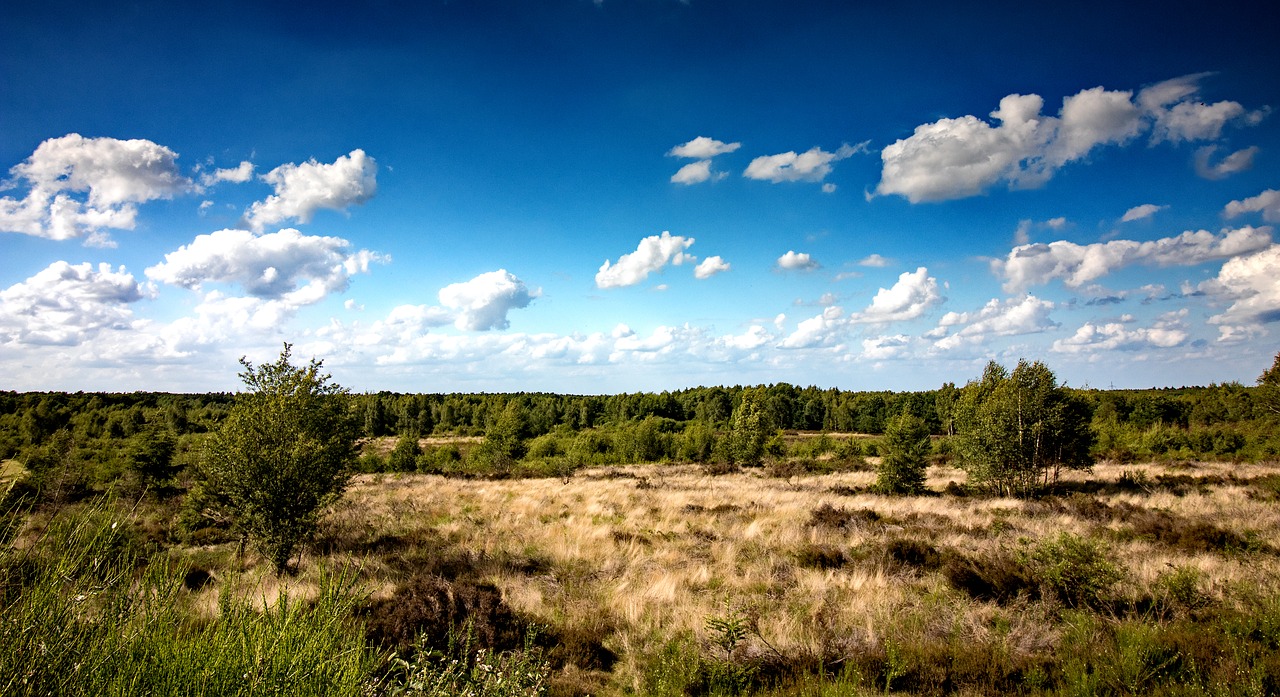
[933, 294, 1058, 351]
[850, 267, 943, 323]
[667, 137, 740, 185]
[596, 231, 695, 288]
[744, 142, 865, 184]
[438, 269, 537, 331]
[1142, 73, 1263, 143]
[858, 253, 891, 267]
[776, 250, 819, 271]
[1014, 217, 1070, 245]
[862, 334, 911, 360]
[876, 74, 1261, 203]
[200, 161, 255, 186]
[995, 226, 1273, 293]
[671, 160, 718, 184]
[1121, 204, 1166, 222]
[0, 134, 192, 245]
[1194, 145, 1257, 180]
[1052, 309, 1190, 353]
[694, 256, 731, 279]
[145, 227, 384, 306]
[1225, 188, 1280, 223]
[668, 136, 741, 159]
[779, 306, 844, 349]
[0, 261, 150, 346]
[243, 149, 377, 231]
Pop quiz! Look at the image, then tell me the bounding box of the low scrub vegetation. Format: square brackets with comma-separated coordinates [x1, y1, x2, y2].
[4, 353, 1280, 694]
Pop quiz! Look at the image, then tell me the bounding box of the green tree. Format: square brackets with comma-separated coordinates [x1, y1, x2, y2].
[1259, 351, 1280, 416]
[123, 424, 178, 491]
[202, 345, 357, 574]
[953, 360, 1093, 497]
[934, 382, 959, 437]
[387, 434, 423, 472]
[875, 411, 931, 494]
[728, 389, 771, 466]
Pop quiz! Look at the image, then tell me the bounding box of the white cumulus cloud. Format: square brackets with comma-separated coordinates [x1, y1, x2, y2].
[1199, 245, 1280, 334]
[862, 334, 911, 360]
[668, 136, 741, 159]
[932, 295, 1058, 351]
[1052, 310, 1190, 353]
[694, 256, 731, 279]
[1121, 204, 1166, 222]
[995, 226, 1273, 293]
[671, 160, 717, 185]
[1195, 146, 1257, 180]
[779, 306, 845, 349]
[200, 160, 255, 186]
[776, 250, 819, 271]
[744, 143, 863, 184]
[0, 134, 192, 244]
[596, 231, 695, 288]
[438, 269, 537, 331]
[876, 75, 1260, 203]
[0, 261, 149, 346]
[145, 228, 383, 305]
[1225, 189, 1280, 223]
[851, 267, 943, 323]
[243, 149, 377, 231]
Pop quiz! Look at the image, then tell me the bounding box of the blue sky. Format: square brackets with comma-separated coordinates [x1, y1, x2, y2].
[2, 0, 1279, 393]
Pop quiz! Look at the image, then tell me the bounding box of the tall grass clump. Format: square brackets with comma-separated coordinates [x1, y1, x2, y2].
[0, 497, 378, 696]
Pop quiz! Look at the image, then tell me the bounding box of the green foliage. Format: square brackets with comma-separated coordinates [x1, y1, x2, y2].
[384, 625, 550, 697]
[1258, 350, 1280, 417]
[678, 421, 718, 463]
[200, 345, 358, 574]
[875, 412, 930, 494]
[728, 389, 771, 466]
[1024, 532, 1122, 609]
[417, 444, 462, 473]
[0, 498, 376, 697]
[123, 424, 178, 490]
[388, 435, 423, 472]
[953, 360, 1094, 497]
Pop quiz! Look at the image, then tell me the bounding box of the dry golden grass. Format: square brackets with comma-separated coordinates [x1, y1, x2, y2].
[282, 458, 1280, 694]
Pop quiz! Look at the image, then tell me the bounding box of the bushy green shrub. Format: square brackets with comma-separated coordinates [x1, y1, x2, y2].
[1025, 532, 1122, 609]
[874, 412, 930, 495]
[387, 435, 423, 472]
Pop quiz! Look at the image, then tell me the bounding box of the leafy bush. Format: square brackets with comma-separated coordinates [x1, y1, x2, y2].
[388, 435, 423, 472]
[1025, 532, 1122, 609]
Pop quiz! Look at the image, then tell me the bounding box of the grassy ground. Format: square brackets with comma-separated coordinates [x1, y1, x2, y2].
[7, 457, 1280, 695]
[308, 459, 1280, 694]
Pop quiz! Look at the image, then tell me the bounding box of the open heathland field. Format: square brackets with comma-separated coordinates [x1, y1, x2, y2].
[7, 455, 1280, 696]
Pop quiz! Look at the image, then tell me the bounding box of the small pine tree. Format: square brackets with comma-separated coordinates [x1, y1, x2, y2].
[875, 411, 930, 494]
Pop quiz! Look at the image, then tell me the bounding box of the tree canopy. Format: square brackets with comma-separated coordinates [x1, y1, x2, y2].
[953, 360, 1094, 497]
[201, 345, 357, 573]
